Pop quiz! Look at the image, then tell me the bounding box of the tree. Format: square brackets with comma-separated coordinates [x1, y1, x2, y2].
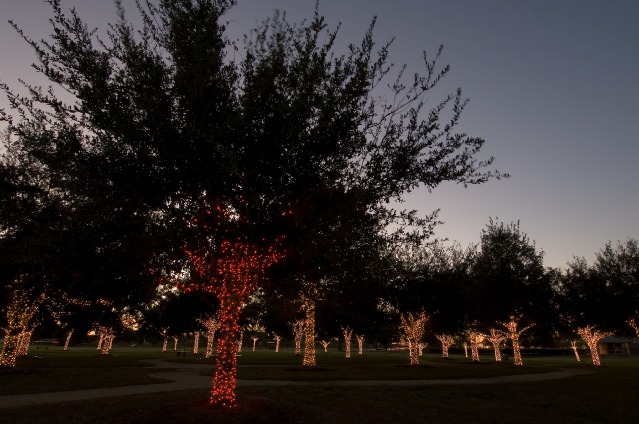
[469, 219, 556, 344]
[2, 0, 504, 407]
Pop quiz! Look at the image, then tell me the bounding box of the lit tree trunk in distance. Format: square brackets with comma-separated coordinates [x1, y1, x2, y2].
[273, 334, 281, 353]
[571, 340, 581, 362]
[96, 329, 105, 351]
[417, 342, 427, 357]
[321, 340, 331, 352]
[436, 334, 455, 359]
[291, 320, 305, 357]
[193, 331, 200, 354]
[467, 330, 482, 362]
[342, 327, 353, 359]
[173, 336, 178, 351]
[203, 317, 220, 359]
[252, 337, 259, 352]
[487, 329, 507, 362]
[18, 329, 34, 357]
[64, 330, 73, 351]
[302, 296, 317, 366]
[162, 336, 168, 352]
[629, 318, 639, 339]
[577, 326, 609, 366]
[185, 239, 283, 409]
[101, 328, 115, 355]
[236, 330, 243, 353]
[463, 343, 468, 358]
[0, 284, 43, 368]
[357, 335, 365, 355]
[501, 316, 533, 366]
[399, 311, 428, 366]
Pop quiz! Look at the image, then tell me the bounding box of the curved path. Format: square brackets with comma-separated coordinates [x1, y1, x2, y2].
[0, 359, 592, 409]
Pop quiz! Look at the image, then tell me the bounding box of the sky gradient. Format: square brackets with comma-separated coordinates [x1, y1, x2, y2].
[1, 0, 637, 269]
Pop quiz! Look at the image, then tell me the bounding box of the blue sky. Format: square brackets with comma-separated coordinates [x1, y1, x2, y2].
[1, 0, 637, 269]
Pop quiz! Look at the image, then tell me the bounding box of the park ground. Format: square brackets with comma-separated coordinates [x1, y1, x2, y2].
[0, 346, 638, 423]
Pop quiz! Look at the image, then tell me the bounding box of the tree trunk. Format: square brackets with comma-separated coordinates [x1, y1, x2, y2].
[64, 330, 73, 351]
[303, 301, 316, 366]
[210, 301, 241, 408]
[0, 328, 23, 367]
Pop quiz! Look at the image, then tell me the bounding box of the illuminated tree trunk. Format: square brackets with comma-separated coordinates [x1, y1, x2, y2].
[399, 311, 428, 366]
[173, 336, 178, 351]
[236, 330, 243, 353]
[0, 329, 23, 368]
[487, 329, 507, 362]
[302, 299, 316, 366]
[292, 320, 305, 357]
[467, 331, 481, 362]
[211, 303, 241, 408]
[417, 342, 427, 356]
[97, 331, 105, 350]
[501, 316, 533, 366]
[18, 329, 34, 357]
[436, 334, 455, 359]
[629, 318, 639, 339]
[162, 336, 168, 352]
[0, 284, 43, 368]
[64, 330, 73, 351]
[185, 239, 283, 409]
[252, 337, 259, 351]
[463, 343, 468, 358]
[203, 318, 220, 359]
[273, 334, 281, 353]
[321, 340, 331, 352]
[357, 335, 365, 355]
[571, 340, 581, 362]
[577, 326, 608, 366]
[343, 327, 353, 359]
[193, 331, 200, 354]
[101, 328, 115, 355]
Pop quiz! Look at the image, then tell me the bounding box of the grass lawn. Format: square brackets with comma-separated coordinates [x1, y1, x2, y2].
[1, 346, 638, 423]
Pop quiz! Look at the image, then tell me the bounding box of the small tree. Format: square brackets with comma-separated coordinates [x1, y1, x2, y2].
[577, 326, 609, 366]
[399, 311, 428, 366]
[436, 334, 455, 359]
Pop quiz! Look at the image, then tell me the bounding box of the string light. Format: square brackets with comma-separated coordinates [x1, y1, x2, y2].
[356, 335, 365, 355]
[467, 330, 482, 362]
[500, 316, 533, 366]
[487, 329, 507, 362]
[184, 237, 284, 409]
[399, 311, 428, 366]
[291, 320, 305, 357]
[570, 340, 581, 362]
[436, 334, 455, 359]
[342, 327, 353, 359]
[64, 330, 73, 351]
[273, 334, 281, 353]
[577, 326, 609, 366]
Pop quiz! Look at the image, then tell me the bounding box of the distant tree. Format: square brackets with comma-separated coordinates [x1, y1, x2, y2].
[469, 219, 556, 344]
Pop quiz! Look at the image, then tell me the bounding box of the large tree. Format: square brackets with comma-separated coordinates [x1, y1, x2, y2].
[469, 219, 557, 345]
[2, 0, 504, 407]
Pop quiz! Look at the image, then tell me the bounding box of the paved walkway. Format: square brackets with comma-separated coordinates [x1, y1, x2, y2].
[0, 359, 592, 409]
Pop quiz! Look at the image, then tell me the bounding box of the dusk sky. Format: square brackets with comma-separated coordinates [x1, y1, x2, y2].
[1, 0, 637, 269]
